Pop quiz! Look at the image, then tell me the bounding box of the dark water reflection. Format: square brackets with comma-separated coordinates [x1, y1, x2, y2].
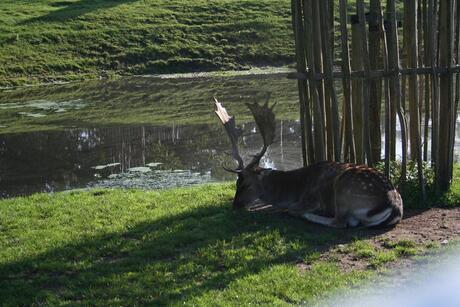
[0, 120, 303, 198]
[0, 73, 301, 198]
[2, 73, 460, 198]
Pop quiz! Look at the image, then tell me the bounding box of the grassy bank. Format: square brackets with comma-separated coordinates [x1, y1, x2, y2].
[0, 0, 294, 87]
[1, 182, 458, 305]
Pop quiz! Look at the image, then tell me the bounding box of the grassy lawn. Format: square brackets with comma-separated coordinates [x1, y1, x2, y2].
[0, 0, 294, 87]
[1, 180, 458, 305]
[0, 184, 367, 305]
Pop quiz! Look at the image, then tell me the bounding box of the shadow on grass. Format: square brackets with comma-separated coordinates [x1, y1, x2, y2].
[22, 0, 138, 24]
[0, 202, 392, 305]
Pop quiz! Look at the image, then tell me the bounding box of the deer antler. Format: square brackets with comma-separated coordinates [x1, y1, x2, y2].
[214, 97, 244, 171]
[245, 100, 277, 169]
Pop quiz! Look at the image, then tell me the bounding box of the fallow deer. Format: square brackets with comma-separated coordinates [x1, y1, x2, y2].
[214, 98, 403, 228]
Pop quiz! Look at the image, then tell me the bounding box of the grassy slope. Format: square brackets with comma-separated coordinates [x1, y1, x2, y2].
[0, 0, 294, 87]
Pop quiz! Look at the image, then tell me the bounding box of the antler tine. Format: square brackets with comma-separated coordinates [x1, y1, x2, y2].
[214, 97, 245, 171]
[245, 100, 276, 169]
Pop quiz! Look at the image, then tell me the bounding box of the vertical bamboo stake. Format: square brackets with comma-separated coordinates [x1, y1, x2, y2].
[449, 0, 456, 184]
[387, 18, 398, 161]
[423, 0, 431, 162]
[430, 0, 439, 185]
[329, 0, 334, 52]
[319, 0, 341, 161]
[357, 0, 374, 167]
[418, 0, 425, 128]
[452, 0, 460, 179]
[303, 0, 326, 161]
[351, 15, 365, 164]
[388, 0, 408, 185]
[417, 0, 426, 162]
[407, 0, 426, 203]
[339, 0, 356, 163]
[438, 0, 454, 192]
[291, 0, 308, 165]
[376, 0, 392, 178]
[405, 0, 422, 164]
[369, 0, 383, 163]
[311, 0, 327, 159]
[320, 3, 334, 161]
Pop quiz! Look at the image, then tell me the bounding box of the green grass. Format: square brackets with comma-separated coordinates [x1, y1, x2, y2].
[1, 181, 457, 304]
[0, 1, 407, 87]
[343, 238, 419, 267]
[0, 0, 294, 87]
[0, 184, 373, 305]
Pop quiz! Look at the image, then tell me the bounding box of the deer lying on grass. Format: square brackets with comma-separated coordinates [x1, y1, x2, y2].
[214, 98, 403, 228]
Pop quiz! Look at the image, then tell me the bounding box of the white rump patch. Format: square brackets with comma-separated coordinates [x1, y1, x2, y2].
[387, 189, 402, 206]
[364, 208, 392, 227]
[302, 213, 336, 227]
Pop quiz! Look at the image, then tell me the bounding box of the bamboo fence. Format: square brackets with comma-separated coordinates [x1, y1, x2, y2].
[290, 0, 459, 194]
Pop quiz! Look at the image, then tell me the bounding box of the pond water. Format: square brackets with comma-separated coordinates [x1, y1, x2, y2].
[0, 74, 302, 198]
[2, 73, 460, 198]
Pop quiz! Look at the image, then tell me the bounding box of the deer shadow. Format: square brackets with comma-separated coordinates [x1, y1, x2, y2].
[21, 0, 138, 24]
[0, 200, 392, 305]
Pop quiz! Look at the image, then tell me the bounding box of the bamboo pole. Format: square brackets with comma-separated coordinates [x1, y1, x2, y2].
[438, 0, 454, 192]
[303, 0, 325, 161]
[388, 22, 398, 162]
[452, 0, 460, 179]
[387, 0, 408, 185]
[369, 0, 383, 164]
[376, 1, 392, 177]
[311, 0, 327, 159]
[291, 0, 308, 166]
[339, 0, 356, 163]
[448, 0, 457, 183]
[357, 0, 374, 166]
[319, 0, 341, 162]
[418, 0, 425, 126]
[405, 0, 421, 163]
[423, 0, 430, 162]
[407, 0, 426, 202]
[351, 15, 365, 165]
[320, 5, 334, 162]
[430, 0, 440, 185]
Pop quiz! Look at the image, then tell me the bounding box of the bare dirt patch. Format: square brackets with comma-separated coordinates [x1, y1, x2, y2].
[296, 207, 460, 272]
[248, 203, 460, 271]
[380, 207, 460, 244]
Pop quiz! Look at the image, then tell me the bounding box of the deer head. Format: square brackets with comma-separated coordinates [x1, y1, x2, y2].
[214, 97, 276, 208]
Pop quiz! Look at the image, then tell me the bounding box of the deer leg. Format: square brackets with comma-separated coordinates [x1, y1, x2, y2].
[287, 193, 321, 217]
[302, 182, 348, 228]
[302, 213, 347, 228]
